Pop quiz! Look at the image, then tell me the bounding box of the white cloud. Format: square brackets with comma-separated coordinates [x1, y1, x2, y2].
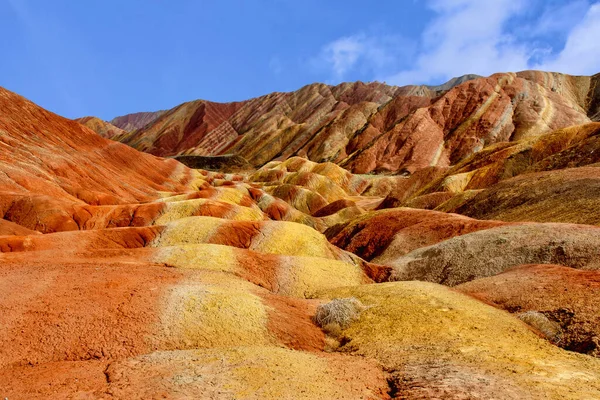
[322, 35, 364, 77]
[528, 0, 589, 36]
[315, 0, 600, 86]
[386, 0, 531, 85]
[535, 3, 600, 75]
[312, 32, 414, 80]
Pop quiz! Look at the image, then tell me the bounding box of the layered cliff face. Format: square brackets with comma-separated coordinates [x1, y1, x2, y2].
[90, 71, 600, 175]
[4, 74, 600, 399]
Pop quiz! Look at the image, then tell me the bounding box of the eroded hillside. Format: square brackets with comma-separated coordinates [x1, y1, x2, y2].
[2, 81, 600, 399]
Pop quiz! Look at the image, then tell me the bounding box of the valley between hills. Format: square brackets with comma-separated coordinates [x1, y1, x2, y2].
[2, 70, 600, 398]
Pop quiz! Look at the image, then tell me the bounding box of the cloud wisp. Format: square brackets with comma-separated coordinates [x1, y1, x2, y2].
[314, 0, 600, 86]
[535, 2, 600, 75]
[311, 32, 415, 81]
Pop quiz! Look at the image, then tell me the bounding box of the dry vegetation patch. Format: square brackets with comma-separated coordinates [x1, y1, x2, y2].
[517, 311, 563, 344]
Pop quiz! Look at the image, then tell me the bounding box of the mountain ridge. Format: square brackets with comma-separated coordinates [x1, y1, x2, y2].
[79, 70, 600, 175]
[106, 73, 480, 126]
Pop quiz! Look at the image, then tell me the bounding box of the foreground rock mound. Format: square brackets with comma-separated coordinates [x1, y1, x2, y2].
[104, 347, 389, 399]
[389, 223, 600, 286]
[319, 281, 600, 399]
[458, 264, 600, 357]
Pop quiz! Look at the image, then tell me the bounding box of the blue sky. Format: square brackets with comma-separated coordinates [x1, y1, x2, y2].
[1, 0, 600, 120]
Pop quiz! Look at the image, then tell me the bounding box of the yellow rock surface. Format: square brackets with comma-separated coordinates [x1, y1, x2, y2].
[106, 346, 390, 399]
[154, 244, 367, 299]
[161, 275, 271, 348]
[276, 255, 368, 298]
[154, 244, 239, 272]
[152, 217, 346, 261]
[151, 216, 224, 247]
[319, 281, 600, 399]
[249, 220, 339, 259]
[153, 198, 265, 225]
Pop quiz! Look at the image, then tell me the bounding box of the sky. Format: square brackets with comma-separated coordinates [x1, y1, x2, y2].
[1, 0, 600, 120]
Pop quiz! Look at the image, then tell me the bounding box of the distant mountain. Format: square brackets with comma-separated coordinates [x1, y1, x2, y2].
[426, 73, 481, 91]
[110, 110, 167, 131]
[75, 116, 125, 139]
[83, 71, 600, 174]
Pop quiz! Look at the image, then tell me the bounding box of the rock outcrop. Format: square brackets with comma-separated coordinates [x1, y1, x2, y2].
[319, 281, 600, 399]
[388, 223, 600, 286]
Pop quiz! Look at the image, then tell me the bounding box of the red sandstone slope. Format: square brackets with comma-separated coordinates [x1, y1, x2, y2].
[0, 86, 200, 232]
[102, 81, 441, 164]
[116, 99, 248, 156]
[342, 71, 593, 173]
[89, 71, 600, 174]
[374, 123, 600, 226]
[0, 87, 196, 203]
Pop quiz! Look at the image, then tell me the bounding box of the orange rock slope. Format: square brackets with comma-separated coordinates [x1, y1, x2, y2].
[3, 73, 600, 399]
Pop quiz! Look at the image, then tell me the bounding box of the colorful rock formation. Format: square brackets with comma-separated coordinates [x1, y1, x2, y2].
[83, 71, 600, 176]
[3, 69, 600, 399]
[457, 264, 600, 357]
